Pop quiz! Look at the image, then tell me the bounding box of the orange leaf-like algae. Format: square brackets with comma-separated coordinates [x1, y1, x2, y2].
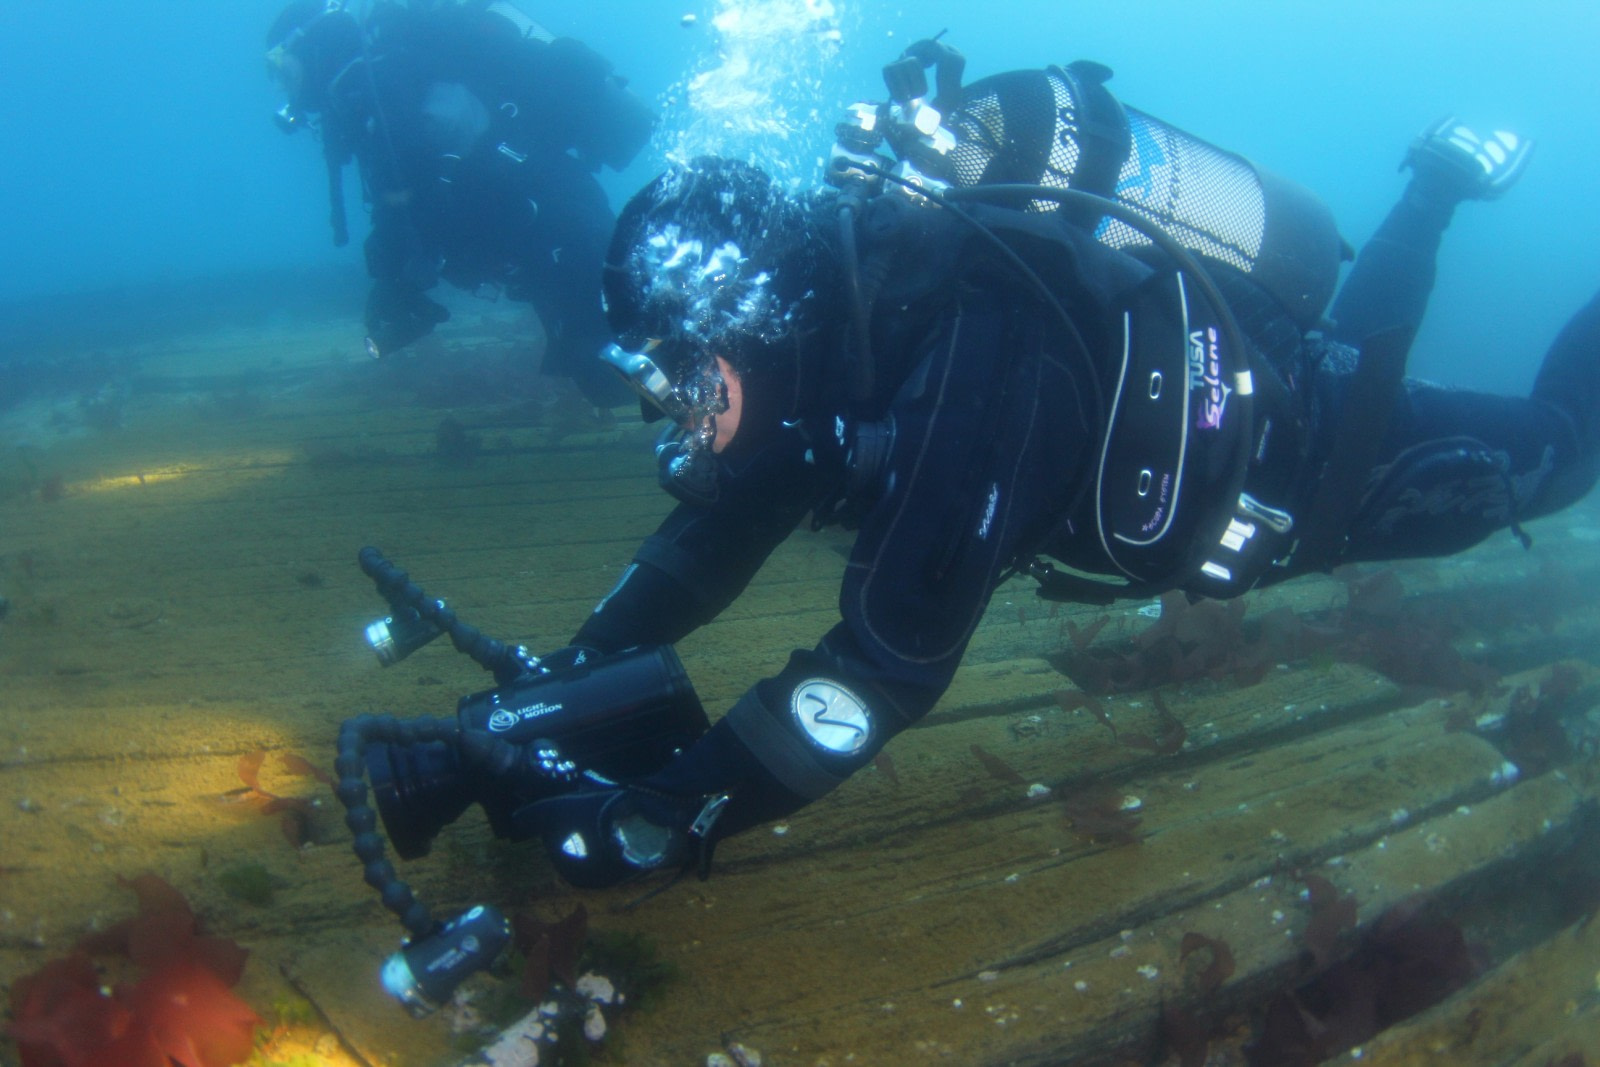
[235, 751, 266, 794]
[226, 751, 325, 851]
[279, 752, 334, 785]
[6, 874, 260, 1067]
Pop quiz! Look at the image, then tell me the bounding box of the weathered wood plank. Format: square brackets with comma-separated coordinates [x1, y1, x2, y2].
[699, 758, 1588, 1066]
[5, 343, 1600, 1066]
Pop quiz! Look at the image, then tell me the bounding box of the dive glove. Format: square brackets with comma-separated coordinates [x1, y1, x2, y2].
[528, 784, 728, 889]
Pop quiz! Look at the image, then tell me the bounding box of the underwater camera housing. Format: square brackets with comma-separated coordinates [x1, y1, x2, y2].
[336, 547, 709, 1014]
[363, 641, 708, 859]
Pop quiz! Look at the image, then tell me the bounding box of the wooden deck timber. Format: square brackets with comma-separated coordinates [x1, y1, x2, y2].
[2, 325, 1598, 1065]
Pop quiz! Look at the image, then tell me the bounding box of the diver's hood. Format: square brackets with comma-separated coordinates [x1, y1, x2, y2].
[267, 1, 363, 114]
[602, 159, 848, 428]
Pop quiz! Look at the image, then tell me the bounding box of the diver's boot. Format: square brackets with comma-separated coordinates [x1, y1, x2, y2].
[1402, 118, 1534, 217]
[1330, 118, 1536, 343]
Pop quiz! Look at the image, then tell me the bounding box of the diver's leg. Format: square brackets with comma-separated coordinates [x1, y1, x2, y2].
[1338, 290, 1600, 562]
[518, 163, 627, 407]
[1528, 290, 1600, 511]
[1325, 191, 1450, 345]
[1328, 121, 1532, 346]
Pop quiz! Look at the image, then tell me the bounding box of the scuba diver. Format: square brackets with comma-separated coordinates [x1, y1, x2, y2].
[331, 42, 1598, 1011]
[265, 0, 655, 406]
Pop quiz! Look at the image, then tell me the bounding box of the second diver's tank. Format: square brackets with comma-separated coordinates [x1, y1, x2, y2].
[942, 62, 1348, 330]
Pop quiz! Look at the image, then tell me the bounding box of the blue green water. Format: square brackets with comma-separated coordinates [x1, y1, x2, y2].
[1, 0, 1596, 396]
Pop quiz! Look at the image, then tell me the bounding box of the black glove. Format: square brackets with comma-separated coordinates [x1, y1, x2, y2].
[364, 280, 450, 358]
[522, 713, 799, 888]
[529, 784, 721, 888]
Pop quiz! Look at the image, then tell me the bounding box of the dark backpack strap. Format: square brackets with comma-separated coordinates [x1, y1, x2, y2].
[1290, 325, 1417, 571]
[1053, 61, 1132, 231]
[325, 151, 350, 247]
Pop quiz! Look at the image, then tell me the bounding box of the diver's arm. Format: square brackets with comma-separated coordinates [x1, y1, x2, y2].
[532, 265, 1097, 886]
[571, 436, 825, 654]
[536, 457, 1000, 887]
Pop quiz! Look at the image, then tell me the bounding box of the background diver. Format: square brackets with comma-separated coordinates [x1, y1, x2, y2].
[266, 0, 654, 406]
[333, 43, 1597, 1008]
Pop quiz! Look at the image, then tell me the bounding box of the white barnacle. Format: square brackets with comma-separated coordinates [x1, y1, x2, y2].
[576, 973, 616, 1005]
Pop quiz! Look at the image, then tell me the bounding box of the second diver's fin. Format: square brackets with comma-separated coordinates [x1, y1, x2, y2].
[1403, 117, 1533, 201]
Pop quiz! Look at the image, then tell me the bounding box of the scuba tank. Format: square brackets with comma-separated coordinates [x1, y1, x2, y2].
[941, 61, 1349, 332]
[825, 42, 1353, 601]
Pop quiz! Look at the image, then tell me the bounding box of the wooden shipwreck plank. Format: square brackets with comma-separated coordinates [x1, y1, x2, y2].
[5, 348, 1600, 1066]
[426, 672, 1586, 1066]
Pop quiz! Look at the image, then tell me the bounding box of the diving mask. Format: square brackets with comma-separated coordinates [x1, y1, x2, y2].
[599, 341, 728, 429]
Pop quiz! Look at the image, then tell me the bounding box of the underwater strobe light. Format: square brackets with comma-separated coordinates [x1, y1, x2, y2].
[336, 547, 710, 1013]
[365, 602, 445, 666]
[380, 904, 512, 1015]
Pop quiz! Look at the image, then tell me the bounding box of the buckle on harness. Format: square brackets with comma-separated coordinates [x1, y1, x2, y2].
[689, 793, 730, 840]
[1238, 492, 1294, 534]
[1195, 492, 1297, 590]
[689, 792, 730, 881]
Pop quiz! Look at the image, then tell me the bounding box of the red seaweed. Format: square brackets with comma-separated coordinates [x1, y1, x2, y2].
[969, 744, 1025, 785]
[1249, 896, 1482, 1065]
[7, 875, 259, 1067]
[256, 796, 315, 818]
[1042, 563, 1570, 700]
[1118, 692, 1187, 755]
[278, 808, 311, 849]
[1065, 614, 1111, 651]
[1060, 790, 1142, 846]
[1055, 690, 1115, 738]
[1491, 663, 1587, 776]
[512, 905, 589, 1000]
[1149, 692, 1188, 754]
[1301, 873, 1359, 969]
[1179, 931, 1235, 996]
[229, 752, 324, 849]
[1160, 1002, 1211, 1067]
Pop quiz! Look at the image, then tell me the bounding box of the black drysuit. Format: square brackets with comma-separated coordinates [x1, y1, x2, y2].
[569, 186, 1600, 845]
[320, 7, 644, 403]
